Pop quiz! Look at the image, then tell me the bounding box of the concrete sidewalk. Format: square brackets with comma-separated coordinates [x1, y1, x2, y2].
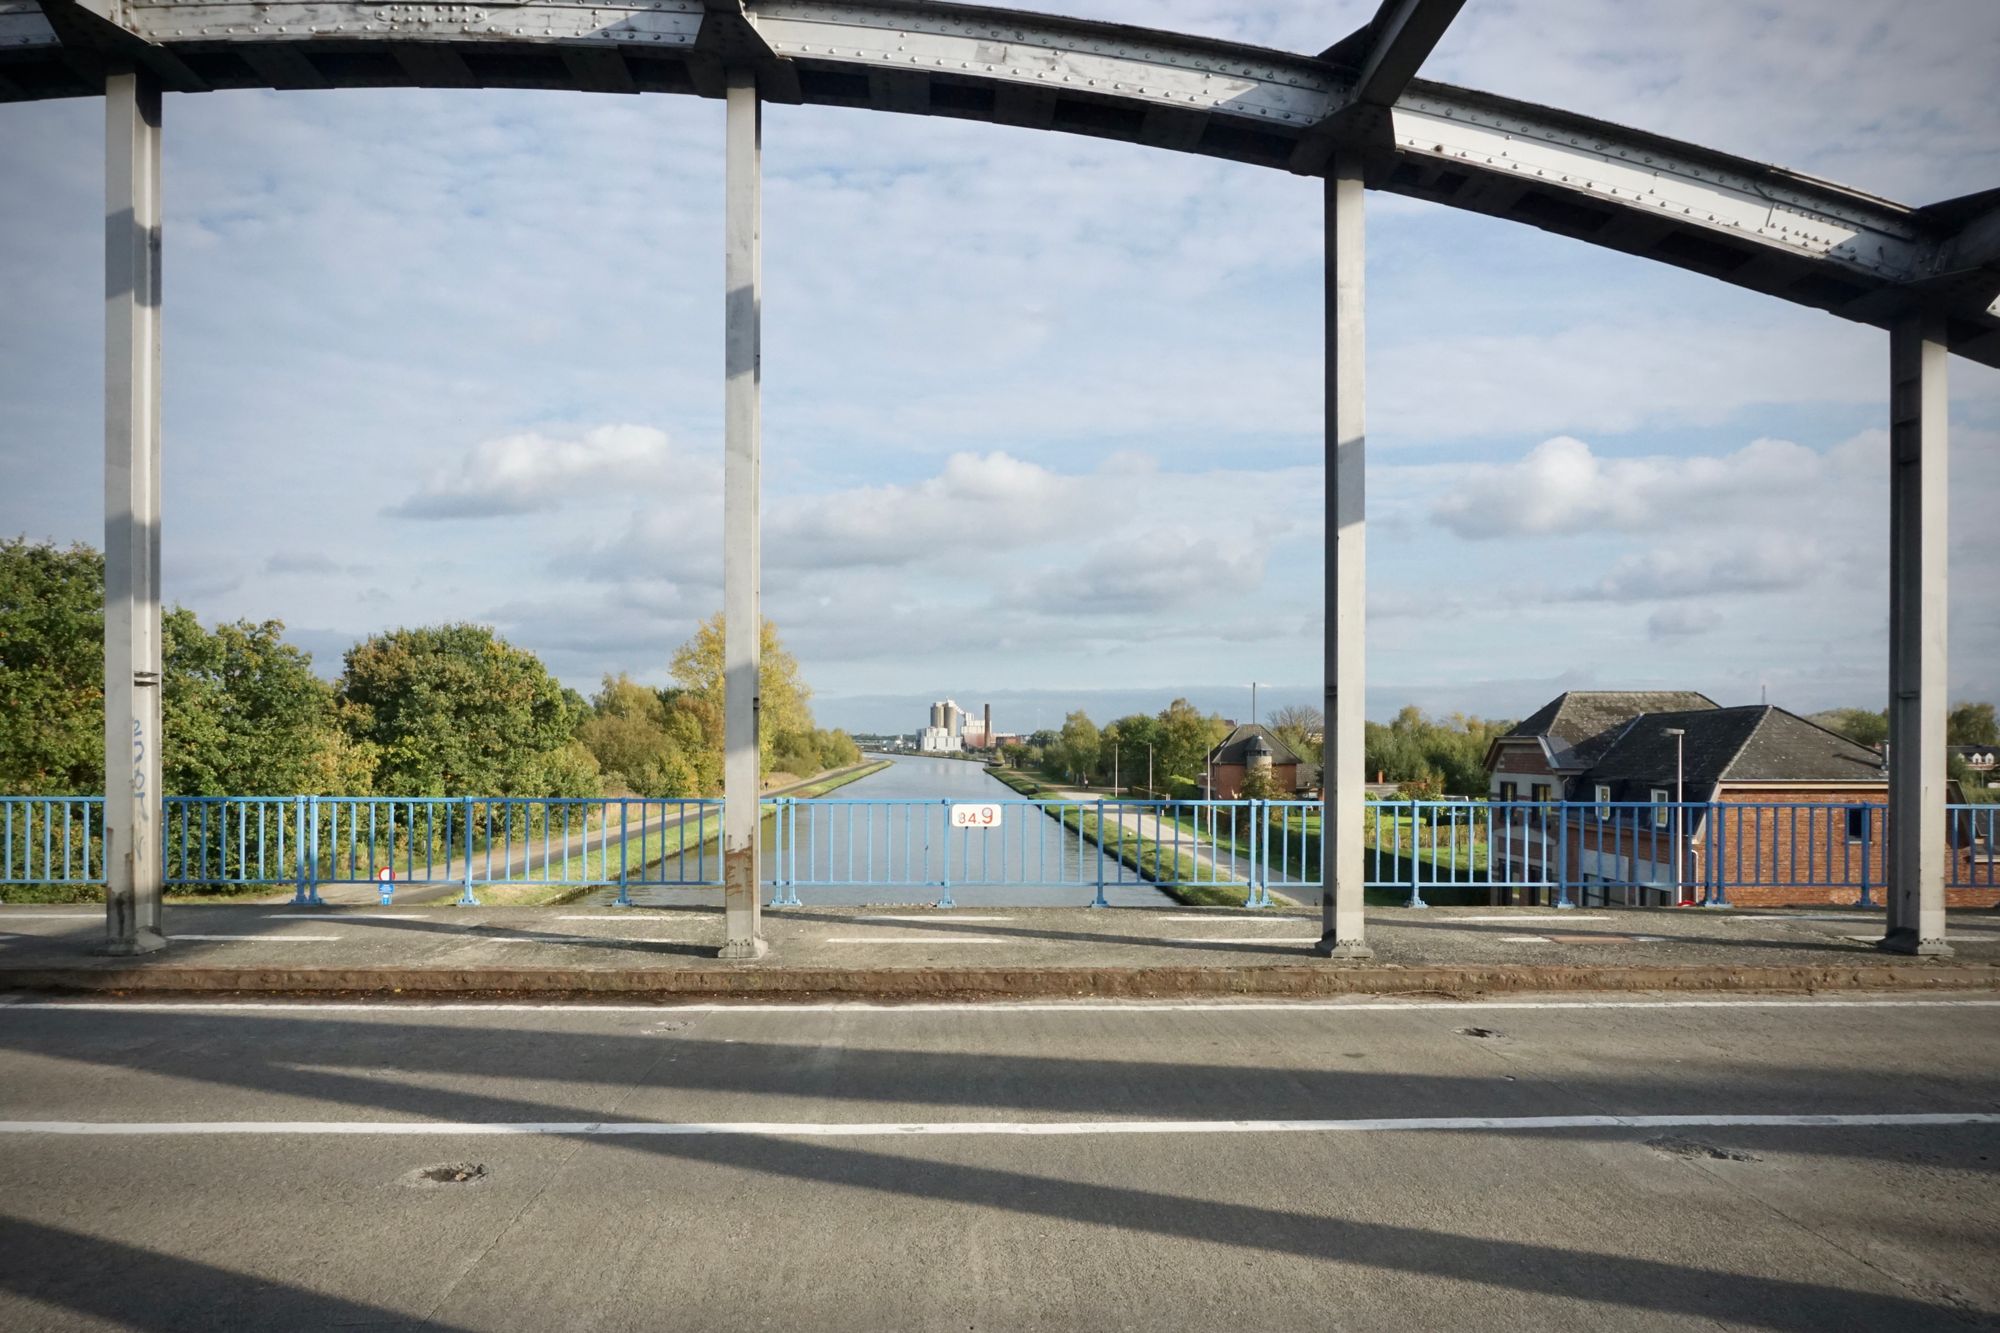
[3, 902, 1998, 999]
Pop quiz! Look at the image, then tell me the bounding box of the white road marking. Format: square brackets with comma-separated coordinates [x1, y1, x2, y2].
[1500, 936, 1553, 943]
[488, 936, 690, 945]
[825, 936, 1010, 944]
[1147, 915, 1291, 923]
[1448, 915, 1609, 923]
[1844, 934, 1978, 943]
[557, 915, 682, 921]
[168, 935, 344, 943]
[1181, 937, 1321, 945]
[0, 914, 96, 920]
[852, 915, 1016, 923]
[1732, 914, 1879, 922]
[261, 913, 430, 921]
[0, 1112, 1991, 1139]
[6, 998, 1997, 1015]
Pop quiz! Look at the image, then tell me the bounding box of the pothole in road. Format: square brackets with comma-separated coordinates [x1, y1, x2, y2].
[1647, 1136, 1760, 1163]
[404, 1162, 488, 1188]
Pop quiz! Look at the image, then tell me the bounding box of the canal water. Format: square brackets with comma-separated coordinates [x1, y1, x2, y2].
[594, 753, 1174, 907]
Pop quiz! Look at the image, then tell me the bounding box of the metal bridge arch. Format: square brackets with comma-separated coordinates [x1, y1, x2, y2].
[4, 0, 1987, 955]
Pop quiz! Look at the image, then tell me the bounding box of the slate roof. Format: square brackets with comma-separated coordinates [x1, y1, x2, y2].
[1505, 690, 1720, 771]
[1209, 722, 1312, 768]
[1584, 706, 1886, 790]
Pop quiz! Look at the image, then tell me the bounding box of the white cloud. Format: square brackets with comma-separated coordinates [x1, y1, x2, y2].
[1577, 537, 1830, 604]
[1649, 605, 1723, 641]
[1008, 534, 1269, 617]
[389, 426, 688, 519]
[1431, 435, 1829, 539]
[771, 452, 1087, 569]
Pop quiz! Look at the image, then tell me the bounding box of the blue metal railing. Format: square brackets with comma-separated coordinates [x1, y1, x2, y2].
[764, 798, 1264, 908]
[3, 794, 1994, 907]
[1, 794, 722, 904]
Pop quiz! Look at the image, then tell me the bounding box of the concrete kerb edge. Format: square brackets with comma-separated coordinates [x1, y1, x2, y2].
[2, 962, 1997, 1002]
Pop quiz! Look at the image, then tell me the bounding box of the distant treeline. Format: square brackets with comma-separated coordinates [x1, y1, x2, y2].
[999, 701, 1514, 799]
[0, 538, 856, 799]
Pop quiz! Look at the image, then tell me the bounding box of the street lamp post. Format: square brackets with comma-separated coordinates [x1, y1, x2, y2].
[1664, 727, 1686, 905]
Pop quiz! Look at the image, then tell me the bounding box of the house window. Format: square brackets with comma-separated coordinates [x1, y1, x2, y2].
[1651, 789, 1671, 829]
[1846, 806, 1871, 843]
[1499, 781, 1517, 804]
[1595, 784, 1612, 821]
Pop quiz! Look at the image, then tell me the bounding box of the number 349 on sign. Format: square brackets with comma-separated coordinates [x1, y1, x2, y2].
[951, 803, 1003, 829]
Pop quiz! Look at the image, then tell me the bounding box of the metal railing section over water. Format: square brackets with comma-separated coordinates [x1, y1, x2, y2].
[765, 798, 1268, 908]
[2, 795, 1995, 908]
[0, 795, 723, 905]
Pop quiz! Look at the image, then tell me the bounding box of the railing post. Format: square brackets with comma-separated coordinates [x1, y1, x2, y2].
[937, 799, 955, 909]
[614, 797, 632, 907]
[1553, 803, 1574, 909]
[1402, 806, 1427, 910]
[770, 798, 801, 908]
[1249, 799, 1268, 909]
[291, 794, 308, 906]
[1708, 804, 1732, 908]
[307, 795, 321, 905]
[458, 795, 478, 906]
[1857, 805, 1876, 909]
[1090, 799, 1109, 909]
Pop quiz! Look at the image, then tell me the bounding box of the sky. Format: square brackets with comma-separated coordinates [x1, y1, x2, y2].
[2, 0, 1997, 737]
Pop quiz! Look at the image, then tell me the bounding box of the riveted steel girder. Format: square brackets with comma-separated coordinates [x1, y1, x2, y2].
[3, 0, 1996, 363]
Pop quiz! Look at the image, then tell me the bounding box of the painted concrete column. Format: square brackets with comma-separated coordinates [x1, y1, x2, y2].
[720, 65, 767, 959]
[1316, 158, 1371, 959]
[103, 68, 167, 956]
[1881, 315, 1950, 956]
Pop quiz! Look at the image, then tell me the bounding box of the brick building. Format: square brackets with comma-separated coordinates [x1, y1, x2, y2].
[1484, 691, 1997, 907]
[1200, 723, 1317, 799]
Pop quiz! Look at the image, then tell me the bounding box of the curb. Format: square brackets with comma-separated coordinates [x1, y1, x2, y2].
[3, 961, 1996, 1002]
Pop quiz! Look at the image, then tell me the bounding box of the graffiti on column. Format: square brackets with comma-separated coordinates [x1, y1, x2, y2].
[132, 717, 148, 866]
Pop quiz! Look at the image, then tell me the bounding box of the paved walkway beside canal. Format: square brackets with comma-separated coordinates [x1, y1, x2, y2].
[4, 902, 1997, 999]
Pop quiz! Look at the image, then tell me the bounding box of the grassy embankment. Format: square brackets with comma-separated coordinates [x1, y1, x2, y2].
[477, 759, 893, 903]
[1157, 805, 1491, 906]
[988, 769, 1492, 907]
[989, 767, 1253, 907]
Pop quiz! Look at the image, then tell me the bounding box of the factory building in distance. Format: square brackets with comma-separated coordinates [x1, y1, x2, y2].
[919, 700, 997, 754]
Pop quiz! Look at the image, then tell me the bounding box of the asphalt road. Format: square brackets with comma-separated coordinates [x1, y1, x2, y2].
[1, 995, 1996, 1331]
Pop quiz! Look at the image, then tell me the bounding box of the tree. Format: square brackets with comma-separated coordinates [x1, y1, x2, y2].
[1948, 701, 1998, 747]
[1238, 767, 1279, 801]
[1156, 697, 1228, 786]
[1363, 706, 1512, 796]
[1812, 707, 1889, 748]
[576, 673, 715, 798]
[1103, 713, 1161, 790]
[1267, 704, 1323, 760]
[336, 624, 596, 796]
[1056, 710, 1101, 782]
[0, 539, 364, 795]
[0, 539, 104, 794]
[163, 609, 364, 795]
[669, 614, 814, 775]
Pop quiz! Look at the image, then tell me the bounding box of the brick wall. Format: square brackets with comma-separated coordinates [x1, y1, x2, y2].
[1529, 793, 2000, 908]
